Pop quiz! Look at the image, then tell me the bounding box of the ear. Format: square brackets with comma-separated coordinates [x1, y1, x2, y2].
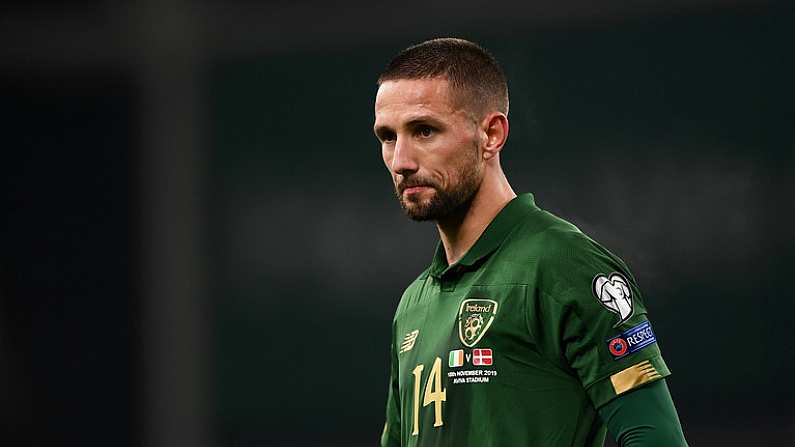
[480, 112, 509, 161]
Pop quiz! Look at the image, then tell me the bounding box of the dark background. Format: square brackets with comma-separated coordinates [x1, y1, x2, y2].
[1, 1, 793, 446]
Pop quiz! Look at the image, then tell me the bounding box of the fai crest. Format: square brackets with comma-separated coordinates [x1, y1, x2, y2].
[593, 272, 634, 327]
[458, 298, 498, 347]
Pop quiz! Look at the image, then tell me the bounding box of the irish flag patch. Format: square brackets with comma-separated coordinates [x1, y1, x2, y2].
[449, 349, 464, 367]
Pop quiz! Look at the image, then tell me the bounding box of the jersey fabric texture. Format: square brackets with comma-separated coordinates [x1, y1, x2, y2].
[381, 193, 671, 447]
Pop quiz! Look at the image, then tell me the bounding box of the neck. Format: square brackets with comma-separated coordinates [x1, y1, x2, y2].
[436, 168, 516, 266]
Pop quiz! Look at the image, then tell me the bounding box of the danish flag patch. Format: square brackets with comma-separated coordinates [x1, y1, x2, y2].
[472, 348, 493, 366]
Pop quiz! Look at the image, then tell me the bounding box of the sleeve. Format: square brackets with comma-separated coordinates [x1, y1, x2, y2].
[598, 379, 689, 446]
[534, 229, 671, 409]
[380, 324, 401, 447]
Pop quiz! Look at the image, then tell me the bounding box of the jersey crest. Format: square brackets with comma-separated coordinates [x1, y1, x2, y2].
[458, 298, 498, 347]
[592, 272, 634, 326]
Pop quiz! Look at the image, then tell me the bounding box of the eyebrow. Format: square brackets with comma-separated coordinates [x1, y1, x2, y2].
[404, 114, 444, 127]
[373, 114, 444, 135]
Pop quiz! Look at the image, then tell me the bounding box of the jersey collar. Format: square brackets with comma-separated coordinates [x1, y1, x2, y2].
[428, 193, 540, 278]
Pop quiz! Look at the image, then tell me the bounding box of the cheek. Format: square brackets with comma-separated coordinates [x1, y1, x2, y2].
[439, 138, 478, 182]
[431, 159, 456, 189]
[381, 146, 393, 169]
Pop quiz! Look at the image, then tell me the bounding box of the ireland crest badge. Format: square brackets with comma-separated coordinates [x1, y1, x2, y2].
[458, 298, 498, 347]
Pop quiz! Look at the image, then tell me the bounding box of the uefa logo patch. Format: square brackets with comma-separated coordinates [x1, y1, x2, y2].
[608, 338, 629, 357]
[605, 320, 657, 360]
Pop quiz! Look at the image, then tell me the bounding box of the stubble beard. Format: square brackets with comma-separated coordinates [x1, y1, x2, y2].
[395, 143, 483, 222]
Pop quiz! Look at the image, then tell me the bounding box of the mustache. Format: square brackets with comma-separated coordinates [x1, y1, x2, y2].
[397, 176, 437, 194]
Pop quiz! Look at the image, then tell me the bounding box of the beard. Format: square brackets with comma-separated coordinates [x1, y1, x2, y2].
[394, 144, 482, 221]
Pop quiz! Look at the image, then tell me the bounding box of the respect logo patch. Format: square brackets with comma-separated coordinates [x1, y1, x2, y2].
[605, 321, 657, 360]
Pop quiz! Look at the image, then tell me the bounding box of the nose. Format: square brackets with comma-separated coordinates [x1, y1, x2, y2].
[390, 136, 419, 176]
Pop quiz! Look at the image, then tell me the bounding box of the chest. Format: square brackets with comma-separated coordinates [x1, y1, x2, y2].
[393, 277, 536, 390]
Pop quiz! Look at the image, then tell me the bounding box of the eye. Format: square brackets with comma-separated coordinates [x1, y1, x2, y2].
[377, 130, 396, 143]
[416, 125, 434, 138]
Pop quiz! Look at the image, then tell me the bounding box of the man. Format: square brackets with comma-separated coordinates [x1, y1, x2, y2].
[374, 38, 688, 447]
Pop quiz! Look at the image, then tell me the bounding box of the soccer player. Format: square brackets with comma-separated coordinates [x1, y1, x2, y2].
[373, 38, 688, 447]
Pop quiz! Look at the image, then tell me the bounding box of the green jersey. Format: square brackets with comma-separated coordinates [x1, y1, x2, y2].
[381, 193, 671, 447]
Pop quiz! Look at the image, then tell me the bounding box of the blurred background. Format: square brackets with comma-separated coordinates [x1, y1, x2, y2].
[1, 0, 793, 446]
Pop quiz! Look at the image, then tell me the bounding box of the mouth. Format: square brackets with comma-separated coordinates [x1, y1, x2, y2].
[402, 185, 432, 195]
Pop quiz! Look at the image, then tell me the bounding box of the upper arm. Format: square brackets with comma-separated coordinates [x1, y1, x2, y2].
[598, 379, 688, 447]
[531, 229, 671, 408]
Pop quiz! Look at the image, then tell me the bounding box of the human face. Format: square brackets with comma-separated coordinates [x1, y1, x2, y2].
[374, 78, 483, 221]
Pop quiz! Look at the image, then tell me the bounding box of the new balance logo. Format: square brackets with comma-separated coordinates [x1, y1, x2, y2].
[399, 329, 420, 354]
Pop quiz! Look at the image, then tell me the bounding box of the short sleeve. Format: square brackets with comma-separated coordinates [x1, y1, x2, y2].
[535, 229, 671, 409]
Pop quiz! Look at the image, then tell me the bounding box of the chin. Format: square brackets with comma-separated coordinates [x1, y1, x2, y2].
[401, 199, 434, 221]
[405, 200, 449, 221]
[405, 210, 435, 222]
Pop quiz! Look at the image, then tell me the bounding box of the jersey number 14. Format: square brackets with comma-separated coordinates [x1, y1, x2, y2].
[411, 357, 447, 435]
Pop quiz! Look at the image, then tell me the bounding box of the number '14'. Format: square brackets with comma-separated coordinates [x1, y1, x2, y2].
[411, 356, 447, 435]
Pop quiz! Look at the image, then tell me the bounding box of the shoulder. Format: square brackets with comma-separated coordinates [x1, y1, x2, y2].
[500, 207, 605, 264]
[404, 268, 431, 294]
[509, 209, 636, 303]
[530, 209, 625, 270]
[393, 267, 431, 320]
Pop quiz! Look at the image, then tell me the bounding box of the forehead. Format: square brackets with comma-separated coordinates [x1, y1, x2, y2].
[374, 78, 464, 124]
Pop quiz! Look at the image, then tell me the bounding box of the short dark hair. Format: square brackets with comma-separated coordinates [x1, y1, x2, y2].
[377, 37, 509, 116]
